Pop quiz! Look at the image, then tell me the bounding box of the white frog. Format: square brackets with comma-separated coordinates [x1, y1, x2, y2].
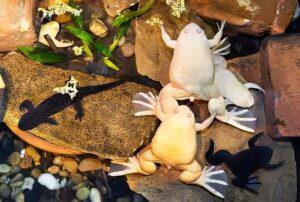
[109, 94, 228, 198]
[135, 21, 263, 132]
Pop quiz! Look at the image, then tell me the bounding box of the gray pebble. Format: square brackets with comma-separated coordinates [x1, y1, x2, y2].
[0, 164, 11, 174]
[10, 166, 21, 174]
[0, 183, 11, 199]
[0, 175, 8, 184]
[10, 187, 22, 199]
[10, 180, 24, 189]
[10, 173, 24, 183]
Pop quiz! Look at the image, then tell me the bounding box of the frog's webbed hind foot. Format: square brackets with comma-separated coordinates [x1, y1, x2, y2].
[262, 161, 285, 170]
[19, 100, 35, 112]
[216, 106, 257, 133]
[232, 176, 262, 193]
[244, 82, 264, 93]
[193, 166, 228, 199]
[132, 92, 157, 116]
[108, 157, 150, 177]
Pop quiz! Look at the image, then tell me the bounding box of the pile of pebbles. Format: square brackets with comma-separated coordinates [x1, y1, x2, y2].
[0, 126, 145, 202]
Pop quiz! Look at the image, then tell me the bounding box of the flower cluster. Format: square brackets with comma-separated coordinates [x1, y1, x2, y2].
[72, 46, 83, 56]
[166, 0, 186, 18]
[146, 17, 163, 26]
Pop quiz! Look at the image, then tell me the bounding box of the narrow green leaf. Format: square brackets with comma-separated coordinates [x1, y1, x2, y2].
[68, 0, 84, 29]
[108, 22, 130, 52]
[83, 42, 93, 60]
[65, 25, 93, 44]
[103, 57, 120, 71]
[18, 46, 67, 64]
[112, 0, 154, 27]
[94, 41, 112, 57]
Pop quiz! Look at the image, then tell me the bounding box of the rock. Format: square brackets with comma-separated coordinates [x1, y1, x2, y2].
[47, 165, 60, 175]
[7, 152, 21, 166]
[89, 19, 109, 37]
[53, 156, 64, 166]
[10, 173, 24, 183]
[19, 156, 33, 169]
[0, 0, 36, 51]
[10, 187, 22, 200]
[134, 0, 215, 85]
[260, 35, 300, 138]
[0, 175, 8, 184]
[10, 181, 24, 189]
[59, 170, 69, 178]
[89, 188, 101, 202]
[15, 192, 25, 202]
[76, 187, 90, 200]
[71, 173, 83, 185]
[0, 184, 11, 199]
[10, 165, 21, 174]
[22, 177, 35, 191]
[117, 36, 126, 47]
[103, 0, 137, 17]
[0, 164, 11, 174]
[121, 43, 135, 57]
[63, 158, 78, 174]
[31, 168, 42, 179]
[60, 178, 67, 188]
[188, 0, 297, 35]
[0, 53, 157, 159]
[25, 146, 41, 166]
[78, 158, 102, 172]
[38, 173, 60, 190]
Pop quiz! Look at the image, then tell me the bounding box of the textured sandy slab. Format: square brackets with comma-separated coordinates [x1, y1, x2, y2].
[0, 53, 157, 159]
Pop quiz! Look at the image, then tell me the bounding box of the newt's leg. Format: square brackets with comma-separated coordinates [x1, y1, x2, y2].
[19, 99, 35, 112]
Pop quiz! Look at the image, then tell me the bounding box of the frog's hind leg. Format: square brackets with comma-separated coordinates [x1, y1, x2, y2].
[208, 96, 257, 133]
[176, 161, 228, 198]
[109, 147, 159, 177]
[19, 99, 35, 112]
[232, 176, 262, 193]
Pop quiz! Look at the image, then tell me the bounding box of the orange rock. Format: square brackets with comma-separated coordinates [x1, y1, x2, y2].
[63, 158, 78, 173]
[53, 156, 65, 166]
[78, 158, 102, 172]
[19, 156, 33, 169]
[59, 170, 69, 177]
[25, 146, 41, 166]
[48, 165, 60, 174]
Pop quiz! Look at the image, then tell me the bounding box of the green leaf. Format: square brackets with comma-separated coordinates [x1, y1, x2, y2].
[112, 0, 154, 27]
[18, 46, 67, 64]
[68, 0, 84, 29]
[103, 57, 120, 71]
[65, 25, 93, 44]
[94, 41, 112, 57]
[108, 22, 130, 52]
[83, 42, 93, 61]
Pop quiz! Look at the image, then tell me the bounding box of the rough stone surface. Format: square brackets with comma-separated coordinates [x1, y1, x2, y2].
[134, 0, 215, 86]
[103, 0, 137, 17]
[0, 53, 157, 159]
[188, 0, 297, 35]
[0, 0, 37, 52]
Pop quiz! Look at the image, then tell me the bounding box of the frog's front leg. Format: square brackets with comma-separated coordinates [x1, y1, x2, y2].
[176, 162, 228, 198]
[160, 25, 177, 49]
[209, 20, 226, 48]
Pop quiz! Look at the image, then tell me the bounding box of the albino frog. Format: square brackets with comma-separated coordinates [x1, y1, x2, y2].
[136, 21, 263, 132]
[109, 93, 228, 198]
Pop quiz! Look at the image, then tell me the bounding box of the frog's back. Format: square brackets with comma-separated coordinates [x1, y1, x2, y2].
[151, 116, 196, 165]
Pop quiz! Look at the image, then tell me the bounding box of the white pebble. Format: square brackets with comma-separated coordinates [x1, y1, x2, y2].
[22, 177, 35, 191]
[89, 187, 101, 202]
[38, 173, 60, 190]
[20, 149, 25, 158]
[60, 178, 67, 188]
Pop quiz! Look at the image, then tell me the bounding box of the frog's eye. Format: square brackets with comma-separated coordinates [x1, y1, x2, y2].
[187, 112, 192, 118]
[183, 28, 189, 33]
[196, 28, 202, 34]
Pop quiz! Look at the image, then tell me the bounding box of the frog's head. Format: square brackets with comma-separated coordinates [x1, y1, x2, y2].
[178, 23, 208, 43]
[174, 105, 195, 128]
